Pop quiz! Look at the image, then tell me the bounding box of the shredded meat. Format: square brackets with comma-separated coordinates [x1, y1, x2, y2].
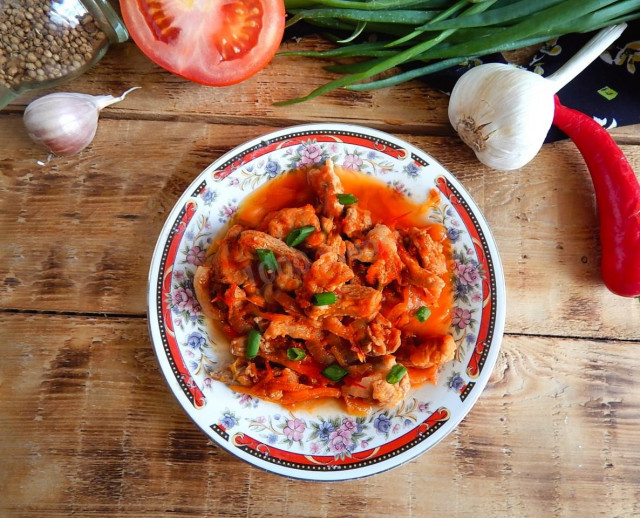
[397, 241, 446, 300]
[264, 314, 324, 342]
[343, 206, 373, 238]
[372, 375, 411, 407]
[316, 230, 346, 257]
[346, 225, 403, 287]
[304, 251, 354, 294]
[230, 336, 247, 357]
[364, 313, 402, 356]
[322, 316, 354, 342]
[405, 228, 448, 276]
[275, 260, 303, 292]
[308, 159, 344, 217]
[265, 204, 321, 240]
[224, 284, 254, 334]
[204, 225, 252, 286]
[347, 237, 375, 264]
[341, 355, 410, 407]
[194, 159, 456, 411]
[230, 359, 259, 386]
[362, 225, 403, 287]
[193, 265, 225, 322]
[306, 340, 336, 365]
[306, 284, 382, 320]
[398, 335, 457, 368]
[385, 286, 428, 328]
[272, 289, 302, 315]
[238, 229, 312, 274]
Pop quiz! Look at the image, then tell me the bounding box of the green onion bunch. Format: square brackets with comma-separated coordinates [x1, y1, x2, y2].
[277, 0, 640, 104]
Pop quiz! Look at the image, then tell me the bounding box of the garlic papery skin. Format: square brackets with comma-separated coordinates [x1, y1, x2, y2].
[448, 24, 627, 171]
[448, 63, 555, 171]
[23, 87, 140, 156]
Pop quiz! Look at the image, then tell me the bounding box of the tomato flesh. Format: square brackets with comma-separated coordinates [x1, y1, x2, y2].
[215, 0, 262, 62]
[139, 0, 181, 44]
[121, 0, 285, 86]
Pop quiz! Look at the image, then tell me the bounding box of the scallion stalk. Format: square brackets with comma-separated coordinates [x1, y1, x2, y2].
[322, 363, 349, 382]
[312, 292, 337, 306]
[256, 249, 278, 273]
[246, 329, 261, 359]
[386, 364, 408, 384]
[336, 193, 358, 204]
[287, 347, 307, 361]
[279, 0, 640, 102]
[287, 8, 441, 27]
[415, 306, 431, 322]
[276, 0, 497, 105]
[286, 225, 316, 247]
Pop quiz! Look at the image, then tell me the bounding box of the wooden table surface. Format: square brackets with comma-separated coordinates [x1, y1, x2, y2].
[2, 16, 640, 518]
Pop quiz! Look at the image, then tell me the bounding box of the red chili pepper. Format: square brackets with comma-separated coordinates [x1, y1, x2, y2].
[552, 96, 640, 298]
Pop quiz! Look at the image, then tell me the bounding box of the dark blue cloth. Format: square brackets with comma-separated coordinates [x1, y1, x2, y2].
[285, 21, 640, 141]
[419, 21, 640, 141]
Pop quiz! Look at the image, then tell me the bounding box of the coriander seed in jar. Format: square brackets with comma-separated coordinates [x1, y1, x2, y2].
[0, 0, 128, 110]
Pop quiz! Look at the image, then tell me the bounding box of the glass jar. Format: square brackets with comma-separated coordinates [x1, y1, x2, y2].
[0, 0, 128, 110]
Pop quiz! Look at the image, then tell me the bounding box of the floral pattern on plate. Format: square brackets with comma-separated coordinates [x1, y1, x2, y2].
[148, 124, 505, 481]
[237, 397, 431, 461]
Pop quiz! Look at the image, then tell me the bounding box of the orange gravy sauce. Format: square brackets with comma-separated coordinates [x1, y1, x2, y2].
[236, 166, 453, 336]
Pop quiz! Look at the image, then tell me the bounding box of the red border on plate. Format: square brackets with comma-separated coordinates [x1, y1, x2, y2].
[218, 407, 451, 470]
[158, 199, 205, 407]
[435, 177, 494, 380]
[212, 132, 415, 182]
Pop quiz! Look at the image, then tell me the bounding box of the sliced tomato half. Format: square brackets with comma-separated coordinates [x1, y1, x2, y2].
[121, 0, 286, 86]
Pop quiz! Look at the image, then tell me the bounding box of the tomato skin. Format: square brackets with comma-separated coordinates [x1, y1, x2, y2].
[121, 0, 286, 86]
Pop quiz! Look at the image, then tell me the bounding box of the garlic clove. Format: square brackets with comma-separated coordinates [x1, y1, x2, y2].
[23, 87, 140, 157]
[448, 63, 555, 171]
[24, 93, 99, 156]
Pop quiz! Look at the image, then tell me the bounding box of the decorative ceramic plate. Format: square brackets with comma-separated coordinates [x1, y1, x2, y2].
[148, 123, 506, 481]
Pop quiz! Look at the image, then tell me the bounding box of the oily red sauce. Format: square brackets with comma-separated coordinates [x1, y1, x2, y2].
[236, 166, 454, 337]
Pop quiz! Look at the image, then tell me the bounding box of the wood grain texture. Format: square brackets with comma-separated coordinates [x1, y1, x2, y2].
[2, 39, 453, 136]
[1, 115, 639, 339]
[2, 8, 640, 515]
[1, 313, 639, 517]
[4, 38, 639, 142]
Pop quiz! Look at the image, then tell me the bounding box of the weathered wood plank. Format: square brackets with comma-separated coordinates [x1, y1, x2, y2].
[1, 116, 639, 339]
[3, 5, 639, 516]
[3, 39, 454, 136]
[1, 313, 638, 517]
[5, 39, 640, 144]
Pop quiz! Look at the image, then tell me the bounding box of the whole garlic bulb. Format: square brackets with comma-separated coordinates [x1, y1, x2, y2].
[448, 24, 627, 171]
[448, 63, 555, 171]
[23, 87, 140, 156]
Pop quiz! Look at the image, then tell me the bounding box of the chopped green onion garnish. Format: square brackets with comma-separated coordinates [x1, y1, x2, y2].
[285, 225, 316, 247]
[246, 329, 261, 359]
[415, 306, 431, 322]
[256, 248, 278, 272]
[286, 347, 307, 361]
[311, 292, 337, 306]
[337, 193, 358, 205]
[386, 364, 408, 384]
[322, 364, 349, 382]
